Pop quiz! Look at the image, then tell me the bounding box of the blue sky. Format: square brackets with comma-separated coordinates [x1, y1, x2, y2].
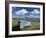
[12, 7, 40, 18]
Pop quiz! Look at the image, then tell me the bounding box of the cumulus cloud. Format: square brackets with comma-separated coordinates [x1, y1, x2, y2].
[15, 9, 28, 15]
[28, 9, 40, 18]
[31, 9, 40, 14]
[13, 9, 40, 18]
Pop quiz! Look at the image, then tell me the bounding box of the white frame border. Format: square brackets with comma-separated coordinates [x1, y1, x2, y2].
[9, 4, 43, 35]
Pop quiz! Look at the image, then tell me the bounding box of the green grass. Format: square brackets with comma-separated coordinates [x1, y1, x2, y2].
[12, 18, 40, 30]
[23, 22, 40, 30]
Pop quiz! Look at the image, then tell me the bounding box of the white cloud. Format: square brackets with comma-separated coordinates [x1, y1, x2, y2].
[15, 9, 28, 15]
[31, 9, 40, 14]
[34, 9, 40, 13]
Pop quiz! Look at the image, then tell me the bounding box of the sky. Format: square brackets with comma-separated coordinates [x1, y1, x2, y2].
[12, 7, 40, 18]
